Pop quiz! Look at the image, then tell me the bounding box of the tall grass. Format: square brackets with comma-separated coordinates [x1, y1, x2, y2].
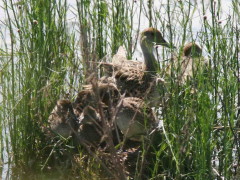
[1, 0, 78, 173]
[0, 0, 239, 179]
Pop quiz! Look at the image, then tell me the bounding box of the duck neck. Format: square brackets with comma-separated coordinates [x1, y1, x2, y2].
[140, 41, 158, 74]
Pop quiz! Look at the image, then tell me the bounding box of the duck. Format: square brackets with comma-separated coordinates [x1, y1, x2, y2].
[48, 99, 79, 138]
[73, 79, 121, 146]
[102, 27, 174, 106]
[183, 42, 202, 57]
[115, 97, 156, 142]
[73, 78, 120, 119]
[166, 42, 206, 84]
[73, 78, 157, 143]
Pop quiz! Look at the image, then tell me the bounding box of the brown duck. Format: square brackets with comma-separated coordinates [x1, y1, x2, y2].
[102, 28, 173, 106]
[73, 80, 120, 146]
[115, 97, 156, 142]
[166, 42, 206, 83]
[74, 79, 156, 143]
[48, 99, 79, 138]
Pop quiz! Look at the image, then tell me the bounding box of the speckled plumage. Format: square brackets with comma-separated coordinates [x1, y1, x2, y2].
[48, 99, 79, 138]
[102, 28, 172, 106]
[73, 80, 120, 119]
[116, 97, 156, 141]
[73, 79, 157, 142]
[72, 80, 121, 145]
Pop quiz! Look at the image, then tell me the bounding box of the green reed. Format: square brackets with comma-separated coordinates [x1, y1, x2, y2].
[1, 0, 77, 173]
[0, 0, 239, 179]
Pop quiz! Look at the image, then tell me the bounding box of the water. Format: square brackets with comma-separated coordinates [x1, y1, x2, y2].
[1, 126, 12, 180]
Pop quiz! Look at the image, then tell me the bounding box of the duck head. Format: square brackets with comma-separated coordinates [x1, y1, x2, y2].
[140, 27, 172, 48]
[183, 42, 202, 57]
[140, 27, 174, 72]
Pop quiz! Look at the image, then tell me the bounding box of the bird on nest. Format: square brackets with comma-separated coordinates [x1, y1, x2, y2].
[47, 28, 172, 144]
[101, 27, 174, 107]
[73, 78, 156, 144]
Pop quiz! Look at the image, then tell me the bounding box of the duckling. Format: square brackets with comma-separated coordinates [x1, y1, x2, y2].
[48, 99, 79, 138]
[73, 80, 121, 146]
[74, 80, 156, 143]
[73, 80, 120, 119]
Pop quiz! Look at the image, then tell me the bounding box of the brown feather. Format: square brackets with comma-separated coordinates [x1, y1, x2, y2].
[48, 99, 79, 138]
[116, 97, 156, 141]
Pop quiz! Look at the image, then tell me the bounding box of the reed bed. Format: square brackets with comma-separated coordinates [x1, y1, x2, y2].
[0, 0, 239, 179]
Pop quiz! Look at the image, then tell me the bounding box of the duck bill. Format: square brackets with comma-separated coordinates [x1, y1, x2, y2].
[156, 39, 175, 48]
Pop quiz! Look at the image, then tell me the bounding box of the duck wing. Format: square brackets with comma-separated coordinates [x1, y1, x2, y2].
[101, 46, 146, 81]
[115, 97, 156, 141]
